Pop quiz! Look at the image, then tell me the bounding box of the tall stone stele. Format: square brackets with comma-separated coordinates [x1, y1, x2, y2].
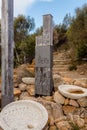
[35, 14, 54, 96]
[1, 0, 14, 108]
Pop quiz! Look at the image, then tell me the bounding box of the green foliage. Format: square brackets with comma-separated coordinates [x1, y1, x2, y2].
[53, 24, 67, 50]
[68, 64, 77, 71]
[67, 4, 87, 60]
[53, 13, 71, 51]
[14, 15, 35, 44]
[76, 43, 87, 60]
[35, 26, 43, 36]
[14, 15, 35, 66]
[70, 122, 80, 130]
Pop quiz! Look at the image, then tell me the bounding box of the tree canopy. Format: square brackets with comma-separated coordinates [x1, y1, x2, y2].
[67, 4, 87, 59]
[14, 15, 35, 66]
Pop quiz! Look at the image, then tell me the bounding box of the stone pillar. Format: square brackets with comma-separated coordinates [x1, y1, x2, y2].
[35, 14, 53, 96]
[1, 0, 14, 108]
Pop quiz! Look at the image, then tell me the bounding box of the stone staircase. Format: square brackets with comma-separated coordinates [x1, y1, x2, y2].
[53, 51, 87, 79]
[53, 51, 71, 76]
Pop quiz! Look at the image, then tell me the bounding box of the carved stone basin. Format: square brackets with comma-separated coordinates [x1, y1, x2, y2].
[58, 85, 87, 99]
[0, 100, 48, 130]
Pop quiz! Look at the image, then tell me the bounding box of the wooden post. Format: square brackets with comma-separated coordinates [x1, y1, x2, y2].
[1, 0, 14, 108]
[35, 14, 53, 96]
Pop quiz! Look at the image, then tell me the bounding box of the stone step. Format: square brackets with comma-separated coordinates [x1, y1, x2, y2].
[58, 71, 87, 79]
[53, 60, 71, 65]
[52, 67, 68, 72]
[53, 64, 69, 68]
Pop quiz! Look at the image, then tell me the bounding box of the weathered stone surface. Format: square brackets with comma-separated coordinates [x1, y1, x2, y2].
[56, 121, 71, 130]
[55, 116, 67, 123]
[53, 74, 63, 91]
[74, 80, 87, 88]
[49, 125, 57, 130]
[19, 83, 27, 91]
[69, 99, 79, 107]
[14, 96, 19, 101]
[73, 115, 85, 128]
[37, 98, 63, 125]
[22, 77, 35, 85]
[53, 91, 65, 104]
[68, 114, 85, 128]
[67, 114, 85, 128]
[37, 98, 55, 126]
[42, 96, 53, 102]
[64, 98, 69, 105]
[53, 74, 62, 83]
[14, 88, 21, 96]
[26, 85, 35, 96]
[19, 92, 29, 100]
[77, 97, 87, 107]
[51, 102, 63, 120]
[63, 106, 79, 115]
[62, 77, 75, 84]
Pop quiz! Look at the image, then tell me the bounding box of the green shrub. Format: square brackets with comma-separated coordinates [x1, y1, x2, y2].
[68, 64, 77, 71]
[76, 44, 87, 60]
[70, 122, 80, 130]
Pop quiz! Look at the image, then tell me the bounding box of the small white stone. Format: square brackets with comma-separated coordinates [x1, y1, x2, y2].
[22, 77, 35, 85]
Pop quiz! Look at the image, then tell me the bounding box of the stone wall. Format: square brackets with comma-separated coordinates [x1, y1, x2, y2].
[9, 74, 87, 130]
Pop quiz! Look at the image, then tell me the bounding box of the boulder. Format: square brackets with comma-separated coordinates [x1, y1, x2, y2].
[56, 121, 71, 130]
[53, 91, 65, 104]
[77, 97, 87, 107]
[69, 99, 79, 107]
[26, 85, 35, 96]
[19, 83, 27, 91]
[63, 106, 79, 115]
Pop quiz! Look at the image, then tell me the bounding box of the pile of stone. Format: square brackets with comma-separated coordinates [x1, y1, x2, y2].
[10, 74, 87, 130]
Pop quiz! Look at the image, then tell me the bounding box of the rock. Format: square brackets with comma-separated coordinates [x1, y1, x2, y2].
[22, 77, 35, 85]
[14, 96, 19, 101]
[80, 72, 85, 75]
[51, 103, 63, 120]
[63, 106, 79, 115]
[37, 98, 55, 126]
[84, 117, 87, 124]
[69, 99, 79, 107]
[62, 77, 75, 85]
[55, 116, 67, 123]
[14, 83, 19, 88]
[56, 121, 71, 130]
[48, 115, 55, 126]
[26, 85, 35, 96]
[64, 98, 69, 105]
[74, 80, 87, 88]
[53, 74, 64, 91]
[19, 83, 27, 91]
[53, 91, 65, 104]
[68, 114, 85, 128]
[37, 98, 63, 125]
[20, 96, 37, 101]
[49, 125, 57, 130]
[53, 74, 61, 84]
[77, 97, 87, 107]
[42, 96, 53, 102]
[14, 88, 21, 96]
[20, 92, 29, 100]
[73, 115, 85, 128]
